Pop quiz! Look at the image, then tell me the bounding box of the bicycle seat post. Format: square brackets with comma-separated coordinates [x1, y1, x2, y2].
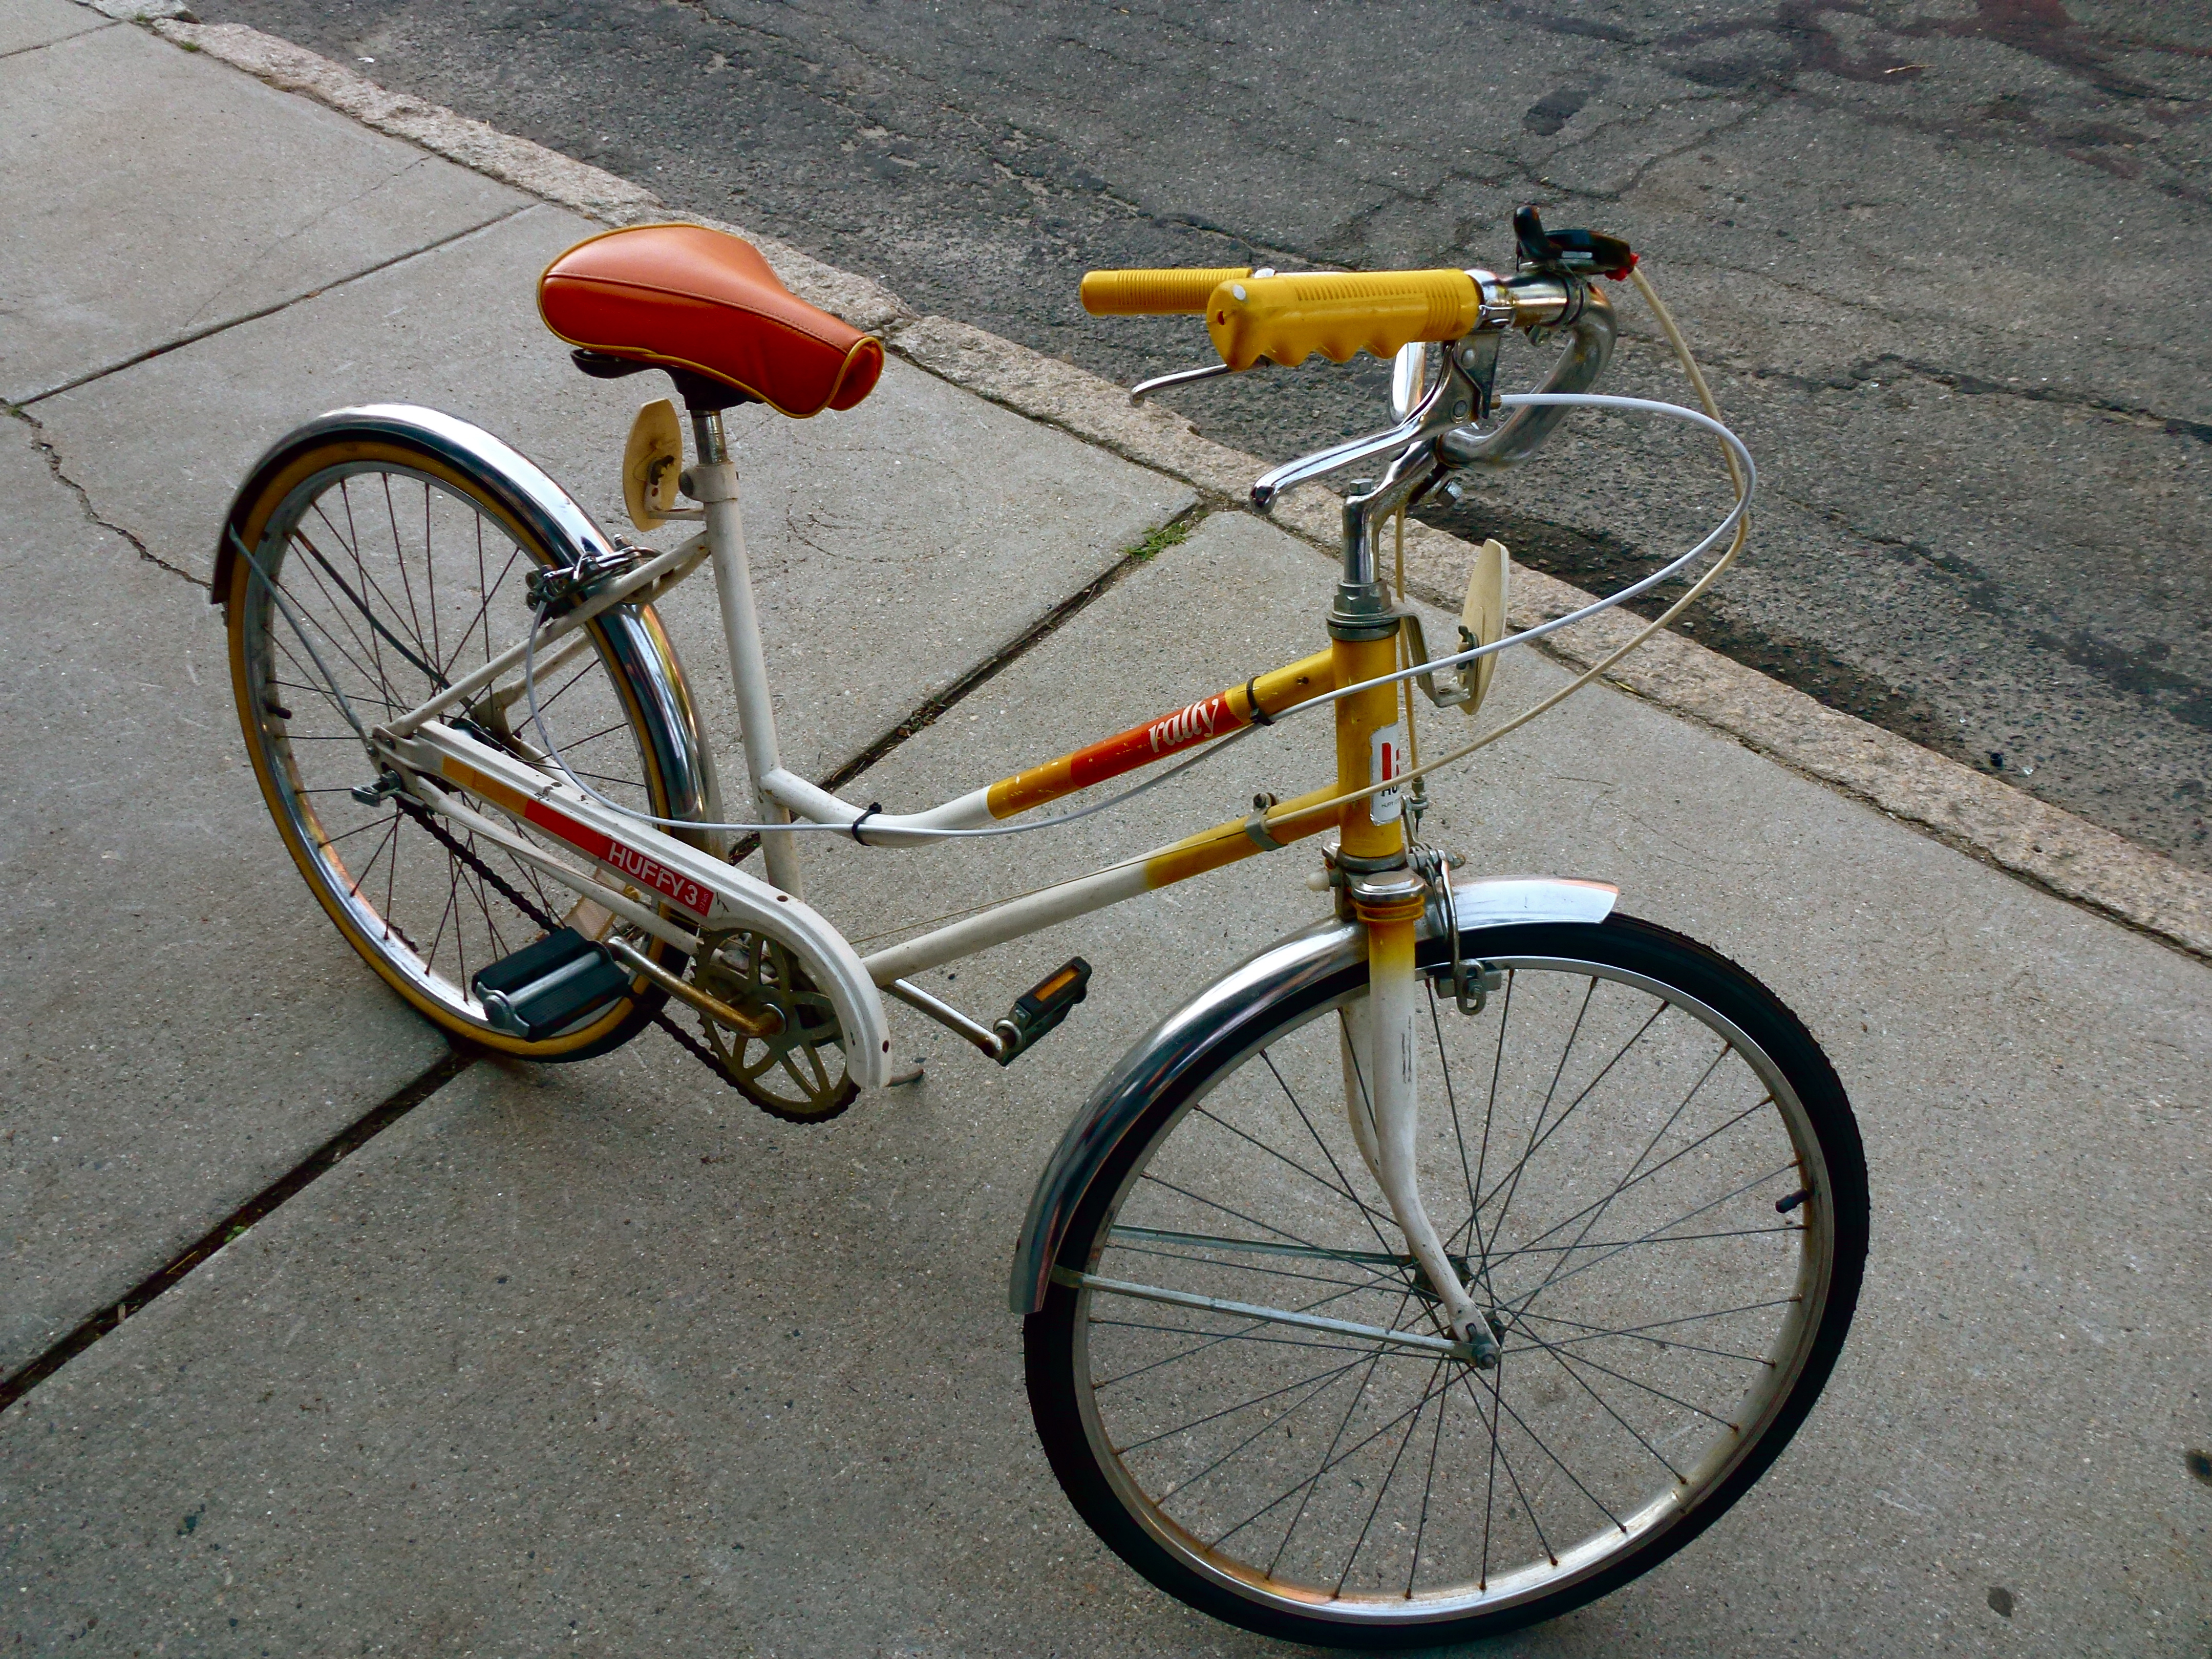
[690, 403, 805, 898]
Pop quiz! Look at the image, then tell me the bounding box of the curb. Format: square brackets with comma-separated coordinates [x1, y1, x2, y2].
[142, 12, 2212, 965]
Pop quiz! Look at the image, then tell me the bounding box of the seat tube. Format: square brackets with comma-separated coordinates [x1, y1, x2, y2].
[692, 409, 804, 898]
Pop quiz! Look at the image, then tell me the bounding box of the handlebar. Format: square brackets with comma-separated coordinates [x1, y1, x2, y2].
[1081, 209, 1631, 502]
[1201, 269, 1481, 371]
[1078, 266, 1251, 315]
[1078, 263, 1599, 369]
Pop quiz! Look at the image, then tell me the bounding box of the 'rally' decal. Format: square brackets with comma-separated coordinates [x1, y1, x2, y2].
[1146, 696, 1226, 754]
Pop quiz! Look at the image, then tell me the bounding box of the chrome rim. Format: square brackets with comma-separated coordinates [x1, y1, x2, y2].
[1069, 954, 1835, 1627]
[240, 460, 674, 1034]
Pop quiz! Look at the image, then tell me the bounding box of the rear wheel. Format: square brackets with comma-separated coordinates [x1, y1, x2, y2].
[1026, 916, 1865, 1647]
[223, 423, 708, 1059]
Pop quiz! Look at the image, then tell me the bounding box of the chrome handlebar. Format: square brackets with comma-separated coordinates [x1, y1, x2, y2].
[1441, 272, 1615, 469]
[1250, 268, 1615, 514]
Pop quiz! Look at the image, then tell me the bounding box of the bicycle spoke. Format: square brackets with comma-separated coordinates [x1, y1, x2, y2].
[1458, 1360, 1557, 1573]
[1262, 1049, 1398, 1257]
[1192, 1101, 1395, 1228]
[1262, 1285, 1416, 1573]
[1484, 1102, 1786, 1298]
[1480, 991, 1666, 1221]
[1333, 1355, 1444, 1594]
[1406, 1349, 1451, 1597]
[1483, 973, 1594, 1257]
[1116, 1355, 1372, 1456]
[1091, 1277, 1412, 1388]
[1510, 1040, 1734, 1313]
[1135, 1172, 1344, 1260]
[1503, 1156, 1798, 1322]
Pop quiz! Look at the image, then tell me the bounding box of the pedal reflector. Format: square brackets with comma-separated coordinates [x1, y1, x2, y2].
[993, 956, 1093, 1067]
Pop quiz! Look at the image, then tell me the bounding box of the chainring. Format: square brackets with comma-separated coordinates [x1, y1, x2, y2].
[690, 929, 858, 1123]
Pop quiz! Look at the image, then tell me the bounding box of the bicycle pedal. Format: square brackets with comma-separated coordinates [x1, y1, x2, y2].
[992, 957, 1092, 1068]
[471, 927, 632, 1040]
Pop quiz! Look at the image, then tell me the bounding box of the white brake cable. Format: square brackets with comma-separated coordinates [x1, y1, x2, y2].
[520, 606, 1266, 837]
[517, 390, 1751, 841]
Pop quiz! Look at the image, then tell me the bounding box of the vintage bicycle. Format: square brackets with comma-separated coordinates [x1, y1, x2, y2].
[214, 206, 1866, 1647]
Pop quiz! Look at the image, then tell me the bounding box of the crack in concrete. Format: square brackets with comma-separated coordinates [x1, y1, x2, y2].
[0, 19, 115, 61]
[17, 203, 534, 406]
[6, 402, 195, 584]
[0, 1046, 476, 1417]
[1676, 339, 2212, 441]
[1880, 355, 2212, 443]
[176, 153, 435, 331]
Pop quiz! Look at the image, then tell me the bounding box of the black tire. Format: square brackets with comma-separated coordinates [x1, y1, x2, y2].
[222, 415, 712, 1060]
[1026, 913, 1865, 1648]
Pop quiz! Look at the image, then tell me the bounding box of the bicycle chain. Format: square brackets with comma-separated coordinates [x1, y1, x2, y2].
[395, 797, 745, 1090]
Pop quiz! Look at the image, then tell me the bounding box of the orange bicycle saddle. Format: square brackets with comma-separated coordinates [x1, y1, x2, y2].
[538, 223, 884, 417]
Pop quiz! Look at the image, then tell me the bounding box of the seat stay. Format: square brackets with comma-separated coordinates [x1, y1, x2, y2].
[384, 531, 708, 739]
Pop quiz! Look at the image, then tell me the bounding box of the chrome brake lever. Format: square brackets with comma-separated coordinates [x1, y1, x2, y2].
[1129, 361, 1233, 403]
[1250, 337, 1498, 512]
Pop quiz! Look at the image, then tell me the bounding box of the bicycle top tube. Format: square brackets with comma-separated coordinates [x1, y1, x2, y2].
[499, 386, 1750, 844]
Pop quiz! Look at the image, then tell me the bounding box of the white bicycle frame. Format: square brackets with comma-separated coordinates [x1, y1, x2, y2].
[314, 261, 1707, 1363]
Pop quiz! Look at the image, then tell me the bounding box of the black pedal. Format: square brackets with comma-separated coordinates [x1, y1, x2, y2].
[471, 927, 631, 1040]
[992, 957, 1092, 1068]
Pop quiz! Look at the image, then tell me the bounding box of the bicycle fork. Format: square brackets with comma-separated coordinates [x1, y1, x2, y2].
[1330, 619, 1500, 1368]
[1342, 877, 1500, 1368]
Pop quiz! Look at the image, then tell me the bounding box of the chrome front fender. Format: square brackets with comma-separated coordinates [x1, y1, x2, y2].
[1008, 875, 1618, 1314]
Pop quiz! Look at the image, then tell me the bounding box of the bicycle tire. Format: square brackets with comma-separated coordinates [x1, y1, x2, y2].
[219, 408, 714, 1060]
[1026, 913, 1865, 1648]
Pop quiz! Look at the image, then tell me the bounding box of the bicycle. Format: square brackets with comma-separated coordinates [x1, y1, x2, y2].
[214, 205, 1866, 1648]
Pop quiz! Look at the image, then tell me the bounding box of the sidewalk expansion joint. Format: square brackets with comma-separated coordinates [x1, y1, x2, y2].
[6, 402, 194, 584]
[0, 22, 116, 62]
[728, 504, 1204, 866]
[0, 1045, 477, 1418]
[15, 204, 536, 408]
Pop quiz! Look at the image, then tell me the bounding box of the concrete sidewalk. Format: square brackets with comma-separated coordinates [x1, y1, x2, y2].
[1, 5, 2206, 1655]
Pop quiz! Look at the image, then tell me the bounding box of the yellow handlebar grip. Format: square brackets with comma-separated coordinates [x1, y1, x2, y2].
[1204, 270, 1481, 371]
[1080, 267, 1253, 316]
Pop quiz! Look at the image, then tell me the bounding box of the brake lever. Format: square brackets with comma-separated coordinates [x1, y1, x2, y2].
[1129, 361, 1233, 403]
[1250, 334, 1499, 511]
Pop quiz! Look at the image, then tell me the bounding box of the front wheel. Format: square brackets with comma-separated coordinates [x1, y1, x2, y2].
[1026, 914, 1866, 1648]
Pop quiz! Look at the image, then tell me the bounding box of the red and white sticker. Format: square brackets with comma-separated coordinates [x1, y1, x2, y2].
[1369, 724, 1405, 825]
[522, 799, 714, 919]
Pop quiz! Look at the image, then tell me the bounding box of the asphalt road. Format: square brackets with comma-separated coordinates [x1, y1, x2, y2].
[200, 0, 2212, 870]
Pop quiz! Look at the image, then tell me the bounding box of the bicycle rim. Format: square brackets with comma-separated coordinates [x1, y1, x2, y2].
[228, 442, 696, 1056]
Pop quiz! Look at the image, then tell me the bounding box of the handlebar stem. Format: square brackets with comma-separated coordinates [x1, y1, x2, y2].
[1247, 268, 1614, 642]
